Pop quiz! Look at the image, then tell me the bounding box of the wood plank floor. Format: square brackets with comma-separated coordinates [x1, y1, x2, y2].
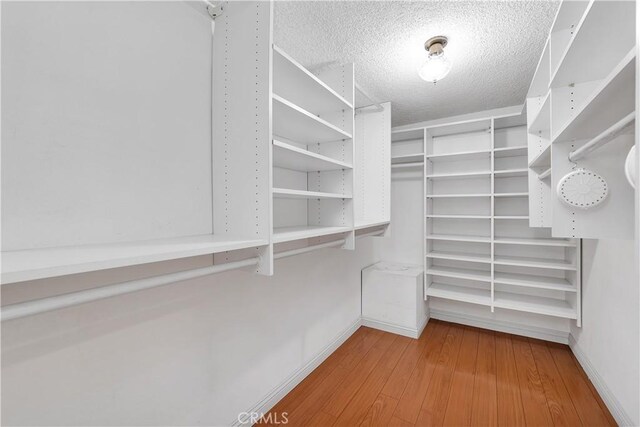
[259, 320, 617, 427]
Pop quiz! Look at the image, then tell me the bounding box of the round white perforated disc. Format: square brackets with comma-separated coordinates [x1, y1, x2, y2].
[557, 169, 608, 209]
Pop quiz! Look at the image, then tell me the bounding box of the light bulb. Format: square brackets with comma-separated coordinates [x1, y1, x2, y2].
[418, 52, 452, 83]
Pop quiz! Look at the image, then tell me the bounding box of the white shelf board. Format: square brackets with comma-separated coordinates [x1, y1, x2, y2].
[426, 171, 491, 180]
[494, 216, 530, 220]
[392, 128, 424, 143]
[494, 168, 528, 178]
[426, 234, 491, 243]
[494, 271, 576, 292]
[272, 140, 352, 172]
[273, 45, 353, 112]
[272, 188, 352, 200]
[426, 283, 491, 306]
[494, 146, 528, 158]
[494, 192, 529, 198]
[426, 266, 491, 283]
[426, 149, 492, 162]
[528, 146, 551, 168]
[426, 251, 491, 264]
[391, 153, 424, 164]
[1, 234, 268, 284]
[272, 95, 352, 144]
[494, 237, 575, 247]
[494, 255, 576, 271]
[427, 194, 491, 199]
[426, 214, 491, 220]
[553, 49, 635, 143]
[494, 291, 576, 319]
[550, 1, 635, 88]
[527, 92, 551, 137]
[272, 225, 352, 244]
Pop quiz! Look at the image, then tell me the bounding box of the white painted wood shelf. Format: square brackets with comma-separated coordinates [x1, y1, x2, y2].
[494, 168, 528, 178]
[494, 292, 576, 319]
[272, 188, 352, 199]
[426, 171, 491, 180]
[1, 235, 268, 284]
[494, 272, 576, 292]
[425, 234, 491, 243]
[426, 251, 492, 264]
[426, 266, 492, 283]
[391, 153, 424, 164]
[272, 140, 352, 172]
[494, 146, 528, 158]
[272, 226, 352, 244]
[272, 95, 352, 144]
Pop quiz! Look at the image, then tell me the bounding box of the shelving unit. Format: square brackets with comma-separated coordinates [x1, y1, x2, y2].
[423, 114, 581, 323]
[271, 45, 357, 251]
[525, 0, 636, 239]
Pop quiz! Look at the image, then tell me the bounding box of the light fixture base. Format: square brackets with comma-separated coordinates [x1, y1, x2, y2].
[424, 36, 448, 51]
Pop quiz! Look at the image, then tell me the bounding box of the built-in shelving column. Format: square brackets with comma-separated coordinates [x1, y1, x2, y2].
[270, 46, 356, 255]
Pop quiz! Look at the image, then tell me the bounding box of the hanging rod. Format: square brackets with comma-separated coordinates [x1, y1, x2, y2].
[1, 239, 345, 322]
[355, 82, 384, 113]
[392, 161, 423, 168]
[568, 112, 635, 162]
[538, 167, 551, 180]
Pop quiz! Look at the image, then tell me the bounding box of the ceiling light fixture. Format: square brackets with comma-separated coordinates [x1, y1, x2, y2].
[418, 36, 452, 84]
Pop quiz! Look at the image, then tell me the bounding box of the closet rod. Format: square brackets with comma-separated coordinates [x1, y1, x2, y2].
[538, 167, 551, 180]
[391, 161, 423, 168]
[568, 112, 635, 162]
[355, 82, 384, 113]
[356, 229, 386, 239]
[1, 240, 345, 322]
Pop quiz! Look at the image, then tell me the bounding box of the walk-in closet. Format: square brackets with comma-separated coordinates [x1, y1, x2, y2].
[1, 1, 638, 426]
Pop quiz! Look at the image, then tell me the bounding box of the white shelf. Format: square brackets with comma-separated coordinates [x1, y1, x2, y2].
[494, 237, 575, 247]
[426, 283, 491, 306]
[426, 234, 491, 243]
[427, 194, 491, 199]
[494, 216, 529, 220]
[426, 214, 491, 219]
[494, 192, 529, 198]
[528, 145, 551, 168]
[553, 49, 635, 143]
[426, 149, 492, 161]
[550, 1, 635, 88]
[494, 271, 576, 292]
[426, 266, 491, 283]
[426, 251, 491, 264]
[391, 153, 424, 164]
[426, 171, 491, 180]
[1, 234, 269, 284]
[494, 291, 576, 319]
[272, 95, 352, 144]
[527, 92, 551, 137]
[272, 140, 352, 172]
[493, 146, 528, 158]
[272, 188, 351, 200]
[272, 225, 352, 244]
[272, 45, 353, 113]
[494, 255, 576, 271]
[494, 168, 528, 178]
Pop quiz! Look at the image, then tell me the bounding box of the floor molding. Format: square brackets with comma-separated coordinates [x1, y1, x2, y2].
[429, 309, 570, 344]
[361, 315, 428, 339]
[232, 317, 362, 426]
[569, 335, 634, 426]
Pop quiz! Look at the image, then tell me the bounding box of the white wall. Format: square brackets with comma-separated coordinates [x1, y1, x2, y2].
[570, 239, 639, 426]
[1, 241, 380, 426]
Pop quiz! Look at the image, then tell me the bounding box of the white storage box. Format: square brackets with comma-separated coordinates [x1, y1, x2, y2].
[361, 262, 428, 339]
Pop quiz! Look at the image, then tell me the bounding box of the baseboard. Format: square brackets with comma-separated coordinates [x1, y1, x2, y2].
[429, 309, 570, 344]
[231, 317, 362, 426]
[569, 335, 634, 426]
[361, 315, 429, 339]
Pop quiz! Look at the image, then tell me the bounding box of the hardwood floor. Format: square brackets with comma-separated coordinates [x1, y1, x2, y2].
[259, 320, 617, 427]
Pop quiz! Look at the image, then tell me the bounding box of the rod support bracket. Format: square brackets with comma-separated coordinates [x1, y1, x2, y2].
[207, 2, 224, 19]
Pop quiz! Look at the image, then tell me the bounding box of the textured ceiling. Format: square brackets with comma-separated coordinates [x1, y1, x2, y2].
[274, 1, 559, 126]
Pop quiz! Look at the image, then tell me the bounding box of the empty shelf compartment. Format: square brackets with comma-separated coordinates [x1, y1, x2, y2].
[426, 265, 491, 282]
[272, 140, 352, 172]
[272, 188, 352, 199]
[494, 271, 576, 292]
[494, 255, 576, 270]
[426, 234, 491, 243]
[426, 251, 491, 264]
[426, 283, 491, 306]
[494, 291, 576, 319]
